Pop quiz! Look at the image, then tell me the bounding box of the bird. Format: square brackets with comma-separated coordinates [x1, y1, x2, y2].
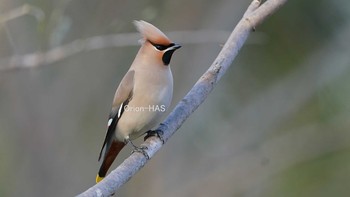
[96, 20, 181, 183]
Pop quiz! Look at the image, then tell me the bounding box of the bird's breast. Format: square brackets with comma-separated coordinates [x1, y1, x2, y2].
[116, 67, 173, 140]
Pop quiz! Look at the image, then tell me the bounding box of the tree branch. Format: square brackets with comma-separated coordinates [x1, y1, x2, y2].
[0, 30, 266, 71]
[77, 0, 288, 196]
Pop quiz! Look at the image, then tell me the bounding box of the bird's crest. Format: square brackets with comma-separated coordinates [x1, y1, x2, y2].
[134, 20, 171, 45]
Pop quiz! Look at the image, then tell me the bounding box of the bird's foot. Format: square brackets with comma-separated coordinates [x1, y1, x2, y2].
[131, 146, 149, 160]
[144, 129, 164, 144]
[125, 139, 149, 159]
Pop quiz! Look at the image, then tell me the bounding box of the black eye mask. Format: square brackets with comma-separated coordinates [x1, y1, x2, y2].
[151, 42, 175, 51]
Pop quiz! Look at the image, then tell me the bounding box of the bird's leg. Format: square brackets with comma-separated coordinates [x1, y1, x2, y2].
[144, 128, 164, 144]
[124, 138, 149, 160]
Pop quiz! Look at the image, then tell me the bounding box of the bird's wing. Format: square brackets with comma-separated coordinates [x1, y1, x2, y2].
[98, 70, 135, 161]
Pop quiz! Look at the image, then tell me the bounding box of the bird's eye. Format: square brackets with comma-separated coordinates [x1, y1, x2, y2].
[154, 44, 167, 51]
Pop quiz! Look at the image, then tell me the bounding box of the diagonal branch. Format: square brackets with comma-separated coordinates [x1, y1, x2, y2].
[76, 0, 288, 196]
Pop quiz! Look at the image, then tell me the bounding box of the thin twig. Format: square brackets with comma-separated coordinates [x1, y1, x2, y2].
[76, 0, 288, 196]
[243, 0, 261, 17]
[0, 30, 267, 71]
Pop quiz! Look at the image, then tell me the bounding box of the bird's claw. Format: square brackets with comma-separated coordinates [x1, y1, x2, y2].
[125, 138, 150, 159]
[131, 145, 149, 160]
[144, 129, 164, 144]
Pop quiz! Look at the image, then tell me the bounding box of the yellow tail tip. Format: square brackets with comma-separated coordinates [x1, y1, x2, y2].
[96, 174, 104, 183]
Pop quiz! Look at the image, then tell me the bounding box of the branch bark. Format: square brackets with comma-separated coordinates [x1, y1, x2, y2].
[77, 0, 288, 196]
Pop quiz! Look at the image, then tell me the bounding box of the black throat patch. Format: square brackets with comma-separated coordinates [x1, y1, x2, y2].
[162, 50, 175, 65]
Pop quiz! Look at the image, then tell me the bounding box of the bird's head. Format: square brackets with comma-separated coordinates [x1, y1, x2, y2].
[134, 20, 181, 66]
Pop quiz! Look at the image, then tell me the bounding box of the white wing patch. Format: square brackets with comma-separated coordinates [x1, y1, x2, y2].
[117, 102, 124, 118]
[107, 118, 113, 127]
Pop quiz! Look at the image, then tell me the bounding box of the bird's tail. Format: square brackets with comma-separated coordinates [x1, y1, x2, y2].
[96, 140, 125, 183]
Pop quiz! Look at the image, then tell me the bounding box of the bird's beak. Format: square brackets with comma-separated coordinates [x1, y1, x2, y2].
[168, 43, 182, 51]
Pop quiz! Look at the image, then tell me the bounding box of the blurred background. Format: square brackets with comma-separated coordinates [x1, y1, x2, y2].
[1, 0, 350, 196]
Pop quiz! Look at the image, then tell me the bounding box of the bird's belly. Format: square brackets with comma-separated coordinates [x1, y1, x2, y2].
[116, 91, 171, 141]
